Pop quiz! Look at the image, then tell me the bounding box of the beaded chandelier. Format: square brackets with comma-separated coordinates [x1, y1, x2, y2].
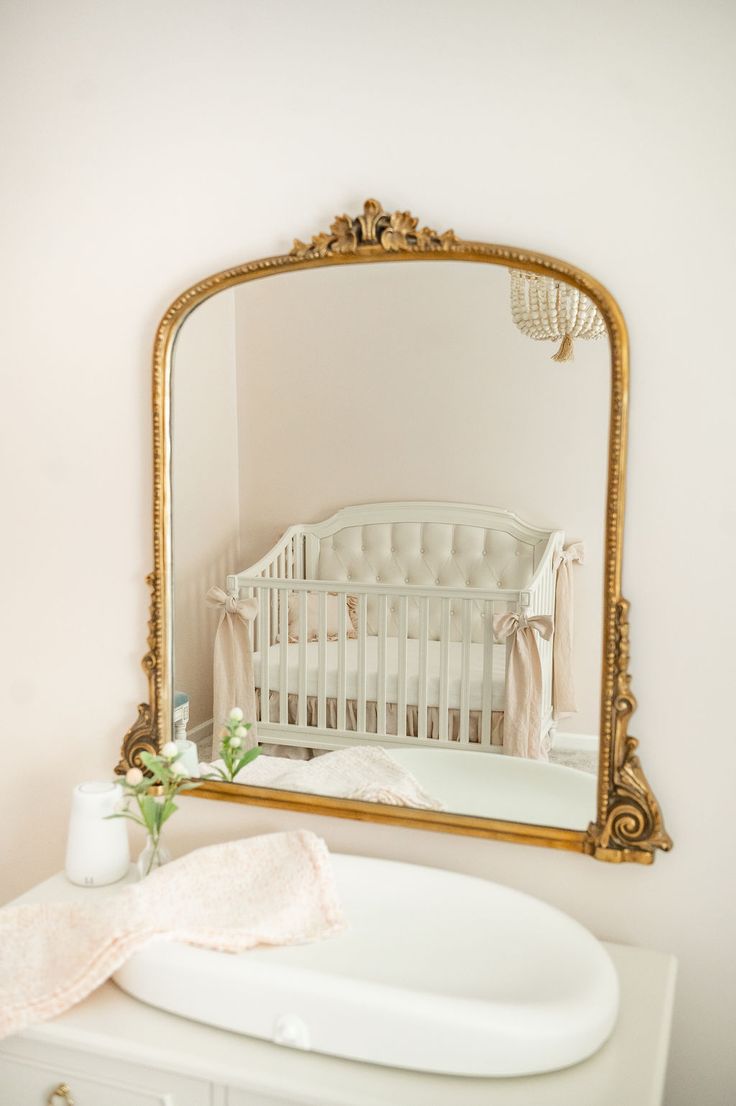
[509, 270, 606, 362]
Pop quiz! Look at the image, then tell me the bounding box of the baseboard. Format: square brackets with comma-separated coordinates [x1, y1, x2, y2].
[187, 717, 596, 759]
[188, 718, 214, 749]
[552, 731, 598, 753]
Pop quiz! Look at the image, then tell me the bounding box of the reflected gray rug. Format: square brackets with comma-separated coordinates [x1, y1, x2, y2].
[549, 748, 597, 775]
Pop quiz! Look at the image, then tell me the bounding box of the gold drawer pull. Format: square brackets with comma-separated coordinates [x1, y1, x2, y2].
[47, 1084, 75, 1106]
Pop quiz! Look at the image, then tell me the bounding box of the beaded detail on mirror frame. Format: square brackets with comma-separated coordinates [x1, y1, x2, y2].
[584, 600, 672, 863]
[117, 198, 671, 864]
[116, 572, 160, 774]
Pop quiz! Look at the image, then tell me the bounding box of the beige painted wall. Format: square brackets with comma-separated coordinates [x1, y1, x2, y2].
[233, 262, 608, 735]
[1, 3, 734, 1102]
[172, 289, 240, 731]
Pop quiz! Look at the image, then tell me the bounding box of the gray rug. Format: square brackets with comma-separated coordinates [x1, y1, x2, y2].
[549, 748, 598, 775]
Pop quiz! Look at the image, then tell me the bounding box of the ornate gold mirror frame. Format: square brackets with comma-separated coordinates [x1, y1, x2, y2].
[117, 199, 672, 864]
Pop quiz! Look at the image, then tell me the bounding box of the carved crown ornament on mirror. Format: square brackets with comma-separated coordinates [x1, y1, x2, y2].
[117, 198, 672, 864]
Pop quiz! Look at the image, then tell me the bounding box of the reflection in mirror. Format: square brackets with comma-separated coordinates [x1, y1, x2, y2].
[172, 261, 609, 830]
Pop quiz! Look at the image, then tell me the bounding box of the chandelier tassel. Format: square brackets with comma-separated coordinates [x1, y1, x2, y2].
[552, 333, 574, 362]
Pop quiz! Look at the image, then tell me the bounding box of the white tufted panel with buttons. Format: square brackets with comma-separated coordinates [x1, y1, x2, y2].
[236, 504, 563, 649]
[314, 521, 547, 642]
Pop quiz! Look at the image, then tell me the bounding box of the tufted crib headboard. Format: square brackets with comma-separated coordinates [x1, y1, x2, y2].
[299, 502, 561, 642]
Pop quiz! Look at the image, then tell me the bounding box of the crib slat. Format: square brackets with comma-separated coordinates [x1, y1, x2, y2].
[377, 594, 388, 735]
[297, 589, 308, 727]
[481, 600, 494, 745]
[337, 590, 347, 732]
[417, 597, 429, 741]
[279, 583, 288, 725]
[397, 595, 408, 738]
[259, 587, 270, 723]
[286, 540, 293, 581]
[317, 590, 327, 730]
[439, 598, 451, 741]
[270, 564, 278, 645]
[246, 585, 255, 666]
[357, 594, 367, 733]
[295, 533, 304, 580]
[459, 599, 472, 743]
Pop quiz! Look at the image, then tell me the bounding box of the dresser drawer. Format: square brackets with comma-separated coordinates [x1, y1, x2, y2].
[225, 1092, 310, 1106]
[0, 1046, 211, 1106]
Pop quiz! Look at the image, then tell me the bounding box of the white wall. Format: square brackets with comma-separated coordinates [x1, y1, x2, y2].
[1, 2, 734, 1103]
[233, 262, 608, 735]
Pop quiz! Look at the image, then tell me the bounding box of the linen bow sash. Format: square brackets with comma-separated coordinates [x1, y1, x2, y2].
[493, 612, 554, 759]
[205, 586, 259, 750]
[552, 541, 585, 719]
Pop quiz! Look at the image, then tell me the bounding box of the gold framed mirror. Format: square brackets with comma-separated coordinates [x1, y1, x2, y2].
[117, 198, 671, 864]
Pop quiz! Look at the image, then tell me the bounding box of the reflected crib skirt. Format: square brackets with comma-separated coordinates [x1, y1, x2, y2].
[255, 690, 504, 756]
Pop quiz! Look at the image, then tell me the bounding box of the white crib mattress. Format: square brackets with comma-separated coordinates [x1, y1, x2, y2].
[252, 638, 506, 712]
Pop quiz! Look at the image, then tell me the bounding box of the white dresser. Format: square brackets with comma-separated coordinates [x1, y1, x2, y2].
[0, 873, 676, 1106]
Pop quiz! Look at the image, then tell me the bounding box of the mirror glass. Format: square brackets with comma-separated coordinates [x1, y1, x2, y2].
[172, 260, 609, 830]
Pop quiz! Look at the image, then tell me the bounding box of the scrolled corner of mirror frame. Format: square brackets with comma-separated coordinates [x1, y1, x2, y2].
[116, 196, 672, 863]
[583, 597, 673, 865]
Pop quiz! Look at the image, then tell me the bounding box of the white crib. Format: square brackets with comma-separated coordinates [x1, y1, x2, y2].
[227, 503, 563, 757]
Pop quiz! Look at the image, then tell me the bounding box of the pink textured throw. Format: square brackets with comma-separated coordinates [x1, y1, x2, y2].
[0, 830, 344, 1040]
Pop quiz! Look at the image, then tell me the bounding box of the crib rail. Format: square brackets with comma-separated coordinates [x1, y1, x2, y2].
[238, 576, 532, 603]
[237, 576, 535, 755]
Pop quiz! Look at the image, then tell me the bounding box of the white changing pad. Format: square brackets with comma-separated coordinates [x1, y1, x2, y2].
[252, 638, 507, 711]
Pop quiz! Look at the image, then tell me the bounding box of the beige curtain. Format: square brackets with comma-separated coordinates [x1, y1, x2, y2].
[205, 586, 258, 750]
[493, 612, 554, 760]
[552, 541, 585, 719]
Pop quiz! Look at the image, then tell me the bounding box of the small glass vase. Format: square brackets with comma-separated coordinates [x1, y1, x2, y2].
[136, 833, 171, 878]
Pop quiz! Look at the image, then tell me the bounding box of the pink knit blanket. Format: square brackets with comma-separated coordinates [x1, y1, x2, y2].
[0, 830, 344, 1040]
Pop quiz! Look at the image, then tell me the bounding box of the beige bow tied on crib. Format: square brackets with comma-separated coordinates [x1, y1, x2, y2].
[493, 612, 554, 760]
[205, 586, 259, 751]
[552, 541, 585, 719]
